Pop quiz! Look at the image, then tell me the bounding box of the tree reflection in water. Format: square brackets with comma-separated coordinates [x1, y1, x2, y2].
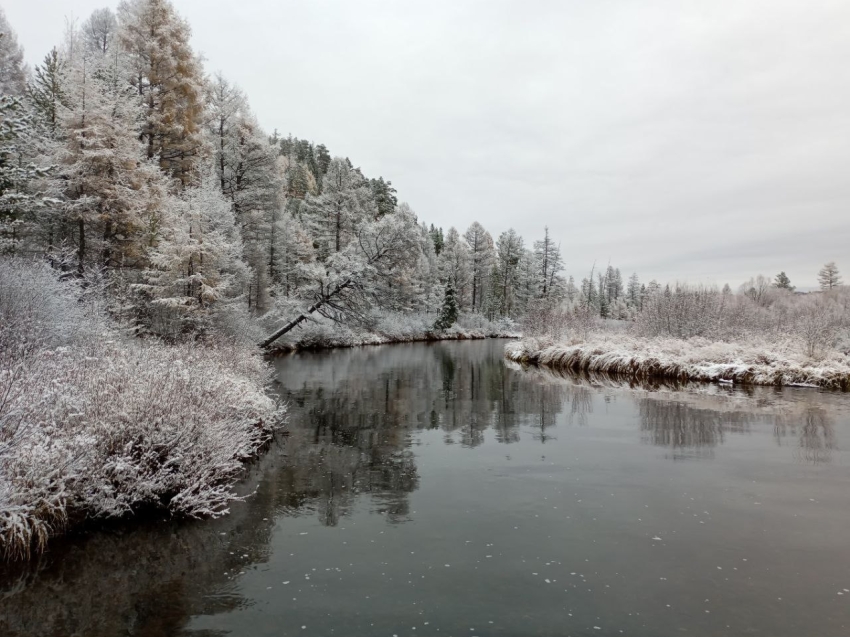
[0, 340, 845, 637]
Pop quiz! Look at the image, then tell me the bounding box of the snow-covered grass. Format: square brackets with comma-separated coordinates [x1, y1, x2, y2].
[266, 310, 520, 352]
[0, 259, 283, 560]
[506, 334, 850, 390]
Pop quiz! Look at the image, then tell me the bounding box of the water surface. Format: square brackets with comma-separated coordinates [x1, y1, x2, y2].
[2, 339, 849, 636]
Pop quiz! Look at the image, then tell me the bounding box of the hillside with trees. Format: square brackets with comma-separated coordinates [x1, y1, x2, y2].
[1, 1, 848, 561]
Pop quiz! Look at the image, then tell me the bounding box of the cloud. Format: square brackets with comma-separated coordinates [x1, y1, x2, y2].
[9, 0, 850, 287]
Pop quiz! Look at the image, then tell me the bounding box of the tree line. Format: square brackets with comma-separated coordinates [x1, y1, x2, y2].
[0, 2, 574, 346]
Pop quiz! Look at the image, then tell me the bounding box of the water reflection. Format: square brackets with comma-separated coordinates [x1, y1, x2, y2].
[0, 340, 846, 637]
[774, 403, 837, 465]
[638, 399, 751, 459]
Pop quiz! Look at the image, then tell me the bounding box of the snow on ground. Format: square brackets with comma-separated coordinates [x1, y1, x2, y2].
[268, 311, 520, 352]
[505, 334, 850, 389]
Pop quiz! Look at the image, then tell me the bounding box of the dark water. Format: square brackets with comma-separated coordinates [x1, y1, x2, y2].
[2, 339, 850, 637]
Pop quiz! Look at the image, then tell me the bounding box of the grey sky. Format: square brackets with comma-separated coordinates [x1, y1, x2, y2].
[8, 0, 850, 287]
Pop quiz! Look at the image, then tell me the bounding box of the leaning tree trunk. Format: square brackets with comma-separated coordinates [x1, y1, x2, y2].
[259, 279, 353, 349]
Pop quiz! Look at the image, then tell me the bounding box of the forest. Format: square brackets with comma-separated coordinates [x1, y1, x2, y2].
[1, 0, 849, 560]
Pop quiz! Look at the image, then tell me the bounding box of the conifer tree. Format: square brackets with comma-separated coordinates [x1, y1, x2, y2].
[817, 262, 842, 291]
[433, 281, 459, 331]
[118, 0, 206, 184]
[28, 48, 70, 136]
[773, 271, 794, 291]
[0, 10, 27, 96]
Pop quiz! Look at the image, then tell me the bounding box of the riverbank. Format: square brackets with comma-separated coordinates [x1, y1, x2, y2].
[0, 339, 284, 561]
[505, 335, 850, 389]
[0, 259, 284, 561]
[265, 312, 520, 352]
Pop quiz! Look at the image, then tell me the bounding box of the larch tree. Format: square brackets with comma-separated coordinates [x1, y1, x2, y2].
[626, 272, 641, 306]
[463, 221, 494, 314]
[82, 8, 118, 55]
[817, 262, 842, 291]
[271, 211, 316, 298]
[493, 228, 524, 317]
[205, 79, 279, 312]
[304, 157, 375, 260]
[54, 36, 169, 273]
[140, 168, 247, 314]
[0, 9, 27, 96]
[533, 226, 565, 302]
[117, 0, 206, 185]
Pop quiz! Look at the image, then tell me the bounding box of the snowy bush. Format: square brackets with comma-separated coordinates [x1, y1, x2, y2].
[0, 258, 283, 560]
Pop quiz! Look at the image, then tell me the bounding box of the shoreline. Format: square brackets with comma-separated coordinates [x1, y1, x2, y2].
[268, 329, 521, 354]
[505, 337, 850, 390]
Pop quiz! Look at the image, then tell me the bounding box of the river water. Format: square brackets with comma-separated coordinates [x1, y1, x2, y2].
[1, 339, 849, 636]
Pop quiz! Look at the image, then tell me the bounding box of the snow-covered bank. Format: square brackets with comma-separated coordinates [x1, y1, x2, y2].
[0, 340, 283, 561]
[505, 335, 850, 390]
[266, 312, 520, 352]
[0, 260, 284, 561]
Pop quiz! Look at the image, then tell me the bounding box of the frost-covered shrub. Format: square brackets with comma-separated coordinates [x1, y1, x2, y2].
[0, 340, 282, 560]
[0, 258, 283, 560]
[0, 258, 95, 356]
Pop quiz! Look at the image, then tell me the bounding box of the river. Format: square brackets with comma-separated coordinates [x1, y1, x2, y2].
[1, 339, 849, 636]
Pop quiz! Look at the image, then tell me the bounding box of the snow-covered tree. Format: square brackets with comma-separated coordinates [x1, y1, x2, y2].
[463, 221, 494, 314]
[437, 227, 472, 310]
[0, 95, 54, 255]
[140, 169, 247, 313]
[82, 8, 118, 55]
[0, 9, 27, 96]
[818, 262, 842, 291]
[532, 226, 565, 301]
[492, 228, 524, 317]
[118, 0, 206, 184]
[28, 48, 70, 136]
[773, 271, 794, 291]
[304, 157, 375, 259]
[433, 281, 459, 331]
[271, 210, 316, 298]
[53, 43, 168, 273]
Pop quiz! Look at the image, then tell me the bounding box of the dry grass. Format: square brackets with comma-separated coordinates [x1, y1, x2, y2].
[506, 334, 850, 390]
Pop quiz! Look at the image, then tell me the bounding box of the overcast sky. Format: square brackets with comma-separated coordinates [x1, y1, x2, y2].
[8, 0, 850, 287]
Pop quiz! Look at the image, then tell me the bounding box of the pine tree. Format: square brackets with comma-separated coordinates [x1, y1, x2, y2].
[433, 281, 459, 331]
[28, 48, 69, 136]
[369, 176, 397, 218]
[773, 271, 794, 291]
